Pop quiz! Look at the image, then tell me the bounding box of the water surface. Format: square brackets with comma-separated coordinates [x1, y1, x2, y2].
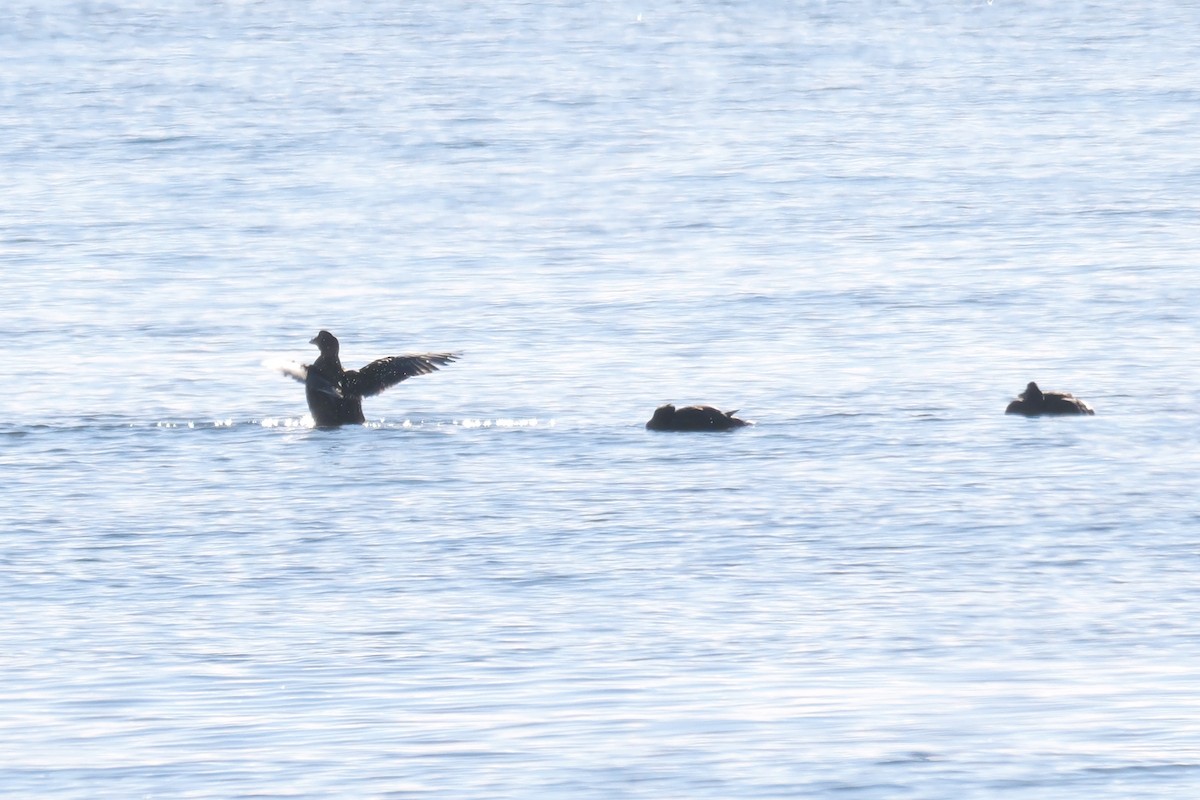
[3, 2, 1200, 797]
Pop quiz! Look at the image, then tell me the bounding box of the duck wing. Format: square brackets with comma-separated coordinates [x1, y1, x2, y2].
[1045, 392, 1094, 415]
[275, 360, 308, 384]
[347, 352, 460, 398]
[273, 360, 349, 399]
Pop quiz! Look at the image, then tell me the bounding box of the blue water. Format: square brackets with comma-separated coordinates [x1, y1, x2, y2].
[3, 2, 1200, 797]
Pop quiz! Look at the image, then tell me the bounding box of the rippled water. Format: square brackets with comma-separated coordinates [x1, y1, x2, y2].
[3, 2, 1200, 797]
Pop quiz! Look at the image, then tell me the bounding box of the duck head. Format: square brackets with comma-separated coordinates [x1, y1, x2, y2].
[309, 330, 340, 356]
[1021, 381, 1045, 404]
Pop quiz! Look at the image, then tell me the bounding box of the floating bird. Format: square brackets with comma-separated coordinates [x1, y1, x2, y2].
[278, 330, 459, 427]
[645, 404, 750, 431]
[1005, 381, 1094, 416]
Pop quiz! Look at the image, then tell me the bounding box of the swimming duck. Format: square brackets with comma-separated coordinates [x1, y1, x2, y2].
[279, 330, 459, 427]
[646, 404, 750, 431]
[1005, 381, 1094, 416]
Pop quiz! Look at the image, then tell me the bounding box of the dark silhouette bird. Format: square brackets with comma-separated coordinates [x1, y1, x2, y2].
[645, 404, 750, 431]
[279, 330, 459, 427]
[1005, 381, 1094, 416]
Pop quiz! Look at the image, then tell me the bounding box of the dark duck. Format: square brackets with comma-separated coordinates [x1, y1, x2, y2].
[1005, 381, 1094, 416]
[280, 330, 459, 427]
[645, 404, 750, 431]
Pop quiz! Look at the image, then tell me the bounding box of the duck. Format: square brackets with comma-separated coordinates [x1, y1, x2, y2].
[279, 330, 459, 427]
[645, 404, 750, 431]
[1005, 381, 1094, 416]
